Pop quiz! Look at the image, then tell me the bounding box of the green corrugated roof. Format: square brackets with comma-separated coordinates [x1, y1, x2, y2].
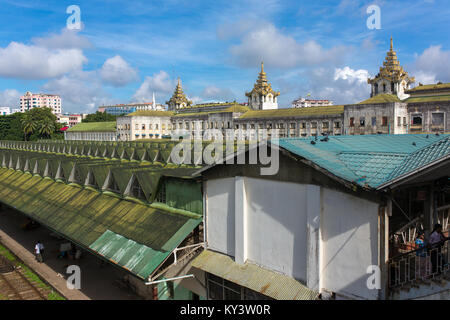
[276, 134, 450, 189]
[0, 167, 202, 280]
[406, 83, 450, 92]
[67, 122, 116, 132]
[192, 250, 317, 300]
[238, 105, 344, 119]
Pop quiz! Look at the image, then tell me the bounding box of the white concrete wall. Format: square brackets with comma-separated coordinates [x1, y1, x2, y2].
[205, 177, 380, 299]
[243, 178, 308, 281]
[206, 178, 235, 256]
[320, 188, 379, 300]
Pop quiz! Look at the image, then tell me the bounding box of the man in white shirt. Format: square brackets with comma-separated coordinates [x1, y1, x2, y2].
[35, 241, 43, 263]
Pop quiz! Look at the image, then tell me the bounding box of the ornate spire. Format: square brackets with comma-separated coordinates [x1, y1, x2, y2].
[368, 37, 415, 86]
[166, 77, 192, 109]
[246, 62, 280, 98]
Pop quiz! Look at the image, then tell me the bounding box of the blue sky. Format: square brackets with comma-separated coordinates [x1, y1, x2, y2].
[0, 0, 449, 113]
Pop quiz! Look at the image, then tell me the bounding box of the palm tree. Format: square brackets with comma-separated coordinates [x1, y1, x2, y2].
[38, 119, 55, 139]
[21, 114, 36, 141]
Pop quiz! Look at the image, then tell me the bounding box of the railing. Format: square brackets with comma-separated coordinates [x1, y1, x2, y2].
[389, 237, 449, 289]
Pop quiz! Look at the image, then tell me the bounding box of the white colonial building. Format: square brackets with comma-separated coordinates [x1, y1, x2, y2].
[117, 111, 174, 141]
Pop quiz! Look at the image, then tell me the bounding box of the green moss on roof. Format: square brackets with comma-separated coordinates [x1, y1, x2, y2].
[172, 104, 250, 117]
[407, 83, 450, 92]
[357, 94, 401, 105]
[67, 122, 116, 132]
[238, 105, 344, 119]
[126, 110, 174, 117]
[405, 95, 450, 103]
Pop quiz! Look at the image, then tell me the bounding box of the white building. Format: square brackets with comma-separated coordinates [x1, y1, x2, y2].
[20, 91, 62, 115]
[191, 135, 450, 300]
[0, 107, 11, 116]
[292, 97, 333, 108]
[117, 110, 174, 141]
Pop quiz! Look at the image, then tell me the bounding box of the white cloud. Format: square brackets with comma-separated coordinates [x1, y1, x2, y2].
[42, 71, 115, 113]
[0, 89, 21, 108]
[334, 67, 370, 84]
[200, 86, 236, 102]
[0, 41, 87, 80]
[31, 28, 92, 50]
[228, 23, 348, 68]
[412, 45, 450, 83]
[100, 55, 139, 87]
[132, 71, 176, 102]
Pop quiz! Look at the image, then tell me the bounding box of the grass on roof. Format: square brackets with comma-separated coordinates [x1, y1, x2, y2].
[238, 105, 344, 119]
[405, 95, 450, 103]
[126, 110, 174, 117]
[173, 104, 250, 117]
[67, 122, 116, 132]
[407, 83, 450, 92]
[357, 94, 401, 105]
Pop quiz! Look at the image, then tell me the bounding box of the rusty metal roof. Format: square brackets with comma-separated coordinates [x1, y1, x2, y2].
[191, 250, 318, 300]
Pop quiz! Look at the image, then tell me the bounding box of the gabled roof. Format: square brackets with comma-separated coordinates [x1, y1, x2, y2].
[276, 134, 450, 189]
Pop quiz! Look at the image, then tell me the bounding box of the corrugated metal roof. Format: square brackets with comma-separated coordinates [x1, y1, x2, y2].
[0, 167, 202, 279]
[191, 250, 318, 300]
[276, 134, 450, 188]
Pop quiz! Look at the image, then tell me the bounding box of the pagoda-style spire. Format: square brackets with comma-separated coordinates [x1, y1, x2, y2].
[166, 77, 192, 110]
[367, 37, 415, 97]
[245, 62, 280, 110]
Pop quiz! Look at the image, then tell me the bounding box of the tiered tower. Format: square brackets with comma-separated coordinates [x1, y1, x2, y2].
[166, 78, 192, 111]
[368, 37, 415, 99]
[246, 62, 280, 110]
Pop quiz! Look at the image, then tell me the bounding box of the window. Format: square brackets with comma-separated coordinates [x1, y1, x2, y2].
[382, 117, 388, 126]
[360, 117, 365, 126]
[206, 273, 271, 300]
[350, 117, 354, 127]
[322, 122, 329, 129]
[311, 122, 317, 129]
[412, 115, 422, 125]
[142, 124, 145, 130]
[290, 123, 296, 129]
[432, 113, 444, 126]
[371, 117, 376, 126]
[403, 117, 407, 126]
[397, 117, 401, 126]
[300, 122, 306, 129]
[334, 122, 341, 129]
[156, 182, 166, 203]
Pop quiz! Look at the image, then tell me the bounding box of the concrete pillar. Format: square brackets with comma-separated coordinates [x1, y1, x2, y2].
[234, 176, 247, 264]
[380, 200, 391, 300]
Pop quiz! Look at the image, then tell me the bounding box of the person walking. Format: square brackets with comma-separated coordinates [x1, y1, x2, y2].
[428, 224, 448, 274]
[35, 241, 43, 263]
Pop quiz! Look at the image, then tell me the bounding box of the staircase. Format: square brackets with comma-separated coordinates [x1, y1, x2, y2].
[390, 271, 450, 300]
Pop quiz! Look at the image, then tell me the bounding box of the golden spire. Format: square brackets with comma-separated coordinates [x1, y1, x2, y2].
[367, 37, 415, 87]
[245, 62, 280, 98]
[166, 77, 192, 108]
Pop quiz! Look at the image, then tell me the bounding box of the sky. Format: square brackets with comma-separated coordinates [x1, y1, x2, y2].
[0, 0, 449, 113]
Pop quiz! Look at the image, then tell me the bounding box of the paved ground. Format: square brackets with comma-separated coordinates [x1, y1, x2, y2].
[0, 207, 142, 300]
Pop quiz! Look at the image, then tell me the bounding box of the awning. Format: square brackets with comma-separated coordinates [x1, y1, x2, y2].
[191, 250, 318, 300]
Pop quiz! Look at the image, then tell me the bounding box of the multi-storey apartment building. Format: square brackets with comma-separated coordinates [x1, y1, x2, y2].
[20, 92, 62, 114]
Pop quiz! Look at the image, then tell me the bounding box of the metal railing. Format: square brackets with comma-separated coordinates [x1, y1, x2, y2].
[389, 237, 449, 289]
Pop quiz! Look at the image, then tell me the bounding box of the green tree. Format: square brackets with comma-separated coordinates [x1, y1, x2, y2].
[38, 119, 55, 139]
[21, 113, 37, 141]
[82, 111, 117, 123]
